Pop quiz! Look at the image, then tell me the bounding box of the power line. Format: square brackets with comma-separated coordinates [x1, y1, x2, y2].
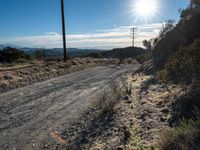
[93, 0, 119, 25]
[76, 0, 114, 26]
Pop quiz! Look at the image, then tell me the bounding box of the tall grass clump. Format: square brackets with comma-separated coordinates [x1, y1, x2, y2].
[158, 118, 200, 150]
[92, 82, 124, 113]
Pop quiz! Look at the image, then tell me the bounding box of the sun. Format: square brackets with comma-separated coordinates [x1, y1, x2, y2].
[133, 0, 159, 20]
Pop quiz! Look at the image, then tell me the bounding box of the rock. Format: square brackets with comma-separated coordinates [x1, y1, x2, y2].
[116, 146, 124, 150]
[124, 129, 131, 142]
[126, 100, 132, 104]
[140, 100, 147, 105]
[160, 116, 167, 122]
[3, 75, 12, 80]
[129, 118, 134, 123]
[157, 101, 163, 107]
[123, 96, 129, 101]
[161, 108, 170, 114]
[130, 105, 134, 109]
[130, 122, 134, 127]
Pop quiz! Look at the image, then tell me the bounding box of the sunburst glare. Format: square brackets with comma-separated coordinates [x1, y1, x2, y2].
[131, 0, 159, 22]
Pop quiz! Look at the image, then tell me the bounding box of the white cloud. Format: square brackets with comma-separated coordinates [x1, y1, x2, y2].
[0, 23, 162, 49]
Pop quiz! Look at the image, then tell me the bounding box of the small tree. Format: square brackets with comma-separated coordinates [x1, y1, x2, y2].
[143, 39, 153, 50]
[159, 20, 176, 38]
[143, 38, 159, 50]
[0, 47, 30, 63]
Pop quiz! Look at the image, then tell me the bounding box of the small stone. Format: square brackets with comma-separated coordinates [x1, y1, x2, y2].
[3, 75, 12, 80]
[127, 100, 132, 104]
[123, 96, 129, 100]
[116, 146, 124, 150]
[113, 128, 118, 132]
[140, 100, 146, 105]
[44, 144, 48, 148]
[129, 118, 134, 122]
[124, 130, 131, 141]
[160, 116, 167, 122]
[161, 108, 170, 114]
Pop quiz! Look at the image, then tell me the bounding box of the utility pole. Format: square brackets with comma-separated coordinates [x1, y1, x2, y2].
[130, 27, 137, 47]
[61, 0, 67, 61]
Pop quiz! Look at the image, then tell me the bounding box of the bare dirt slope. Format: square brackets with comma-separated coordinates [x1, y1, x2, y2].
[0, 64, 140, 150]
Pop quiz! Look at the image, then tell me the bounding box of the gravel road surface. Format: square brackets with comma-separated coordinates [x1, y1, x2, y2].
[0, 64, 140, 150]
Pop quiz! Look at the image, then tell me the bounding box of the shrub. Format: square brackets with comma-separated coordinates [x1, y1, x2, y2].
[170, 86, 200, 126]
[136, 51, 152, 64]
[0, 47, 30, 63]
[157, 39, 200, 84]
[180, 0, 200, 19]
[158, 118, 200, 150]
[158, 86, 200, 150]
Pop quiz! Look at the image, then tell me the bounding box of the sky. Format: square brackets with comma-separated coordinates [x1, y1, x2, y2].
[0, 0, 189, 49]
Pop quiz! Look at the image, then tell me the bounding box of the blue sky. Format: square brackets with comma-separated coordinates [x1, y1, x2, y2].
[0, 0, 189, 49]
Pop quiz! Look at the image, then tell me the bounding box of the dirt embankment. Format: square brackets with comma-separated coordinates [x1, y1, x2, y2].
[0, 58, 117, 93]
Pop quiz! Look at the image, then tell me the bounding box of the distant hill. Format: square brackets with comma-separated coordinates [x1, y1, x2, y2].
[0, 45, 146, 59]
[88, 47, 146, 58]
[24, 48, 104, 58]
[0, 46, 105, 58]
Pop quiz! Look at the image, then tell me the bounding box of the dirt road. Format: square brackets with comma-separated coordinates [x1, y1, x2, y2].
[0, 64, 140, 150]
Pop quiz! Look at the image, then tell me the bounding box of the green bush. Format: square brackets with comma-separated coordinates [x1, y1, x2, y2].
[158, 79, 200, 150]
[170, 87, 200, 124]
[0, 47, 30, 63]
[158, 118, 200, 150]
[136, 52, 152, 64]
[157, 39, 200, 84]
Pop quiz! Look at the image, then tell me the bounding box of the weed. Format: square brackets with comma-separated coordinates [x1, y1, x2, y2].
[92, 82, 123, 113]
[158, 118, 200, 150]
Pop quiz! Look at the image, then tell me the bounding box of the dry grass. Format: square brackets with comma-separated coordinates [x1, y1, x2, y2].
[158, 118, 200, 150]
[91, 82, 124, 113]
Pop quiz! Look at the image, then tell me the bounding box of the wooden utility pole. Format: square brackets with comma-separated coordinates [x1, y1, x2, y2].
[130, 27, 137, 47]
[61, 0, 67, 61]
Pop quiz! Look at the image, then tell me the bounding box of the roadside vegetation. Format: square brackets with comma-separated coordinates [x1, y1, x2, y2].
[0, 47, 30, 63]
[157, 39, 200, 84]
[132, 1, 200, 150]
[141, 1, 200, 149]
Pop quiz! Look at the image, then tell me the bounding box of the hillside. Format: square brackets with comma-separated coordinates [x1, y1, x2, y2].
[136, 3, 200, 149]
[88, 47, 146, 58]
[23, 48, 104, 58]
[153, 11, 200, 70]
[0, 46, 104, 59]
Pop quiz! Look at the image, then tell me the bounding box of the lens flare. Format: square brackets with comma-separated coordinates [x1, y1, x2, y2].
[132, 0, 159, 22]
